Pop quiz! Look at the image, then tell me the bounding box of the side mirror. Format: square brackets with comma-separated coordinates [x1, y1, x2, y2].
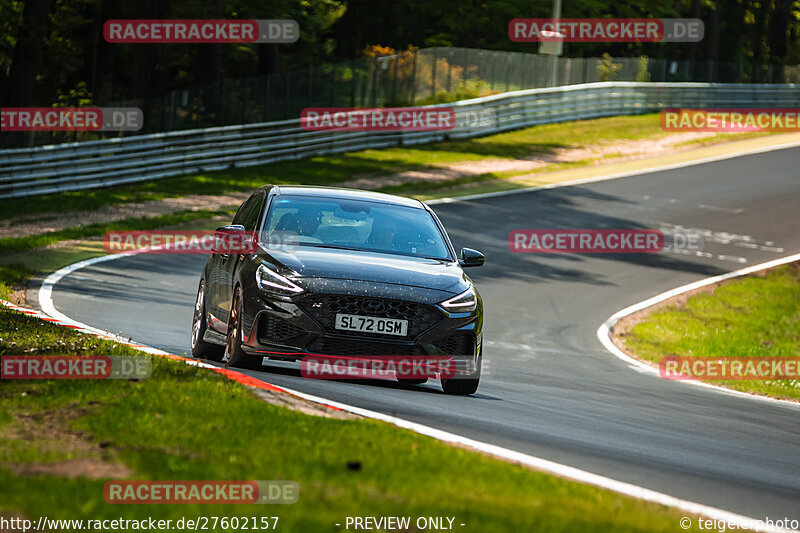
[459, 248, 485, 267]
[213, 224, 248, 254]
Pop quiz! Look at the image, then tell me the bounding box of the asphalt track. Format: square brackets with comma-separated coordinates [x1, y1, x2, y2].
[48, 147, 800, 520]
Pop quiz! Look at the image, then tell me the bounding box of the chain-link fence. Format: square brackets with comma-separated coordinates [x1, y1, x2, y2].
[9, 47, 800, 147]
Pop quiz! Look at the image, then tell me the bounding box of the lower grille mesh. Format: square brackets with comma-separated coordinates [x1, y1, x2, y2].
[432, 333, 474, 356]
[258, 314, 305, 342]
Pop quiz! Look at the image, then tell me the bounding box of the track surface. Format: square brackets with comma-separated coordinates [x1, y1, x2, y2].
[51, 148, 800, 519]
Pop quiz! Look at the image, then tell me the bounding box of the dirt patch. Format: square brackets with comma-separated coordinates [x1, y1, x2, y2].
[1, 192, 250, 240]
[0, 403, 133, 480]
[4, 287, 26, 306]
[6, 458, 130, 480]
[251, 388, 359, 420]
[342, 131, 721, 190]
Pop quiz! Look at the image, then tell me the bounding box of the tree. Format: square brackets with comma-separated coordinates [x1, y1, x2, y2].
[5, 0, 54, 106]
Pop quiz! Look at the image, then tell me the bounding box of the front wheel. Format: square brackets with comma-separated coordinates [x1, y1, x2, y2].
[225, 286, 263, 370]
[191, 280, 224, 361]
[441, 351, 481, 395]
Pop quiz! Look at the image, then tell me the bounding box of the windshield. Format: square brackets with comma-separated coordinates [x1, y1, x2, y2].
[262, 196, 452, 261]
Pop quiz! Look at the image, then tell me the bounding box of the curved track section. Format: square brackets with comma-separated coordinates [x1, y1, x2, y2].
[48, 147, 800, 519]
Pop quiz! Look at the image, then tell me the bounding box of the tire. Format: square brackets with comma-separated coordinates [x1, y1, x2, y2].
[191, 280, 224, 361]
[441, 350, 481, 395]
[224, 286, 263, 370]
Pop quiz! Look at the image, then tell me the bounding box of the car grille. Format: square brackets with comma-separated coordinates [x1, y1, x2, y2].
[432, 333, 474, 356]
[257, 314, 306, 343]
[299, 295, 443, 339]
[307, 337, 424, 357]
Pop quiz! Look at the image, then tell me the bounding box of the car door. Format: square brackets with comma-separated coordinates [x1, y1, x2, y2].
[207, 193, 258, 331]
[217, 191, 266, 328]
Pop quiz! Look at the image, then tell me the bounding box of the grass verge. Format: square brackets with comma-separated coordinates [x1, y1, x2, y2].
[0, 307, 711, 532]
[616, 263, 800, 401]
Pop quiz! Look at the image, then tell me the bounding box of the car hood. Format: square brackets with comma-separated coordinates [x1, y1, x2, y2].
[260, 247, 468, 295]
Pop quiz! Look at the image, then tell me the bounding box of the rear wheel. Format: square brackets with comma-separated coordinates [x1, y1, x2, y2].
[225, 286, 263, 370]
[191, 280, 224, 361]
[441, 350, 481, 395]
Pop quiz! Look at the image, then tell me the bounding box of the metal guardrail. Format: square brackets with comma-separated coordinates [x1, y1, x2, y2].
[1, 81, 798, 199]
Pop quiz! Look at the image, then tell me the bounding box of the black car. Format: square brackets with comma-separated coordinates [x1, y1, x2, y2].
[191, 185, 485, 395]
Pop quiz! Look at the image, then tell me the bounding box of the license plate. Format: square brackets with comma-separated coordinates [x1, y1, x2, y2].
[334, 313, 408, 336]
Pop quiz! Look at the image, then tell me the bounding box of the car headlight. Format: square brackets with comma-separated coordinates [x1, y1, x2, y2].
[440, 286, 477, 312]
[256, 264, 304, 295]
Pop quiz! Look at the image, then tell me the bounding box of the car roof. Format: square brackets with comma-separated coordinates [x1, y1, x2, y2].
[269, 185, 425, 209]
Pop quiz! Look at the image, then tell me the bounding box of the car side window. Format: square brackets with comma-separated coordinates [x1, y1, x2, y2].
[233, 193, 260, 227]
[242, 193, 266, 232]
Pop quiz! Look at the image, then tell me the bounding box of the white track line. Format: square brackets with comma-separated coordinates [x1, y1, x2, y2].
[28, 141, 800, 532]
[597, 252, 800, 410]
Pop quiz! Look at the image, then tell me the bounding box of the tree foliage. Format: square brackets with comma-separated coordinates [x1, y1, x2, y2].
[0, 0, 797, 107]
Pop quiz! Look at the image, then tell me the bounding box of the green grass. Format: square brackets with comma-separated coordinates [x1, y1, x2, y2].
[0, 114, 703, 222]
[0, 307, 710, 532]
[0, 264, 35, 301]
[620, 264, 800, 401]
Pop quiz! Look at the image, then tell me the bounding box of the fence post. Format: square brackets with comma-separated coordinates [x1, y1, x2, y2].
[505, 53, 511, 92]
[242, 79, 248, 123]
[431, 49, 437, 100]
[330, 64, 336, 106]
[285, 74, 290, 119]
[219, 79, 225, 126]
[489, 52, 495, 91]
[446, 56, 452, 93]
[308, 65, 314, 109]
[350, 59, 356, 107]
[391, 56, 398, 104]
[410, 51, 418, 105]
[264, 75, 271, 121]
[371, 61, 378, 107]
